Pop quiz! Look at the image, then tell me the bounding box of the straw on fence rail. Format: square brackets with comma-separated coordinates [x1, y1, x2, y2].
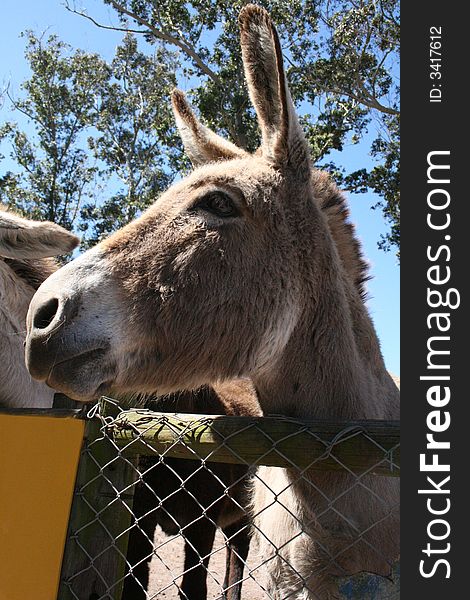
[109, 410, 400, 476]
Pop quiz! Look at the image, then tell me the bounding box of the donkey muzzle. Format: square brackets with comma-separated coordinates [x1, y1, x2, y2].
[24, 253, 117, 401]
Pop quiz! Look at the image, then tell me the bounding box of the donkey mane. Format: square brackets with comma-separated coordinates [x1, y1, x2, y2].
[313, 170, 370, 302]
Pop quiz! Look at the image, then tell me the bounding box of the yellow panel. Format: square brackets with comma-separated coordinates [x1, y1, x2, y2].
[0, 414, 85, 600]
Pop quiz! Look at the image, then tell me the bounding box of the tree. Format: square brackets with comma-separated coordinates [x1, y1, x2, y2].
[345, 113, 399, 255]
[0, 32, 181, 247]
[0, 32, 108, 229]
[79, 34, 179, 246]
[66, 0, 400, 255]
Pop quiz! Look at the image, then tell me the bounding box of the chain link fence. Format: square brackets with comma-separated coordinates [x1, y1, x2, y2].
[58, 398, 400, 600]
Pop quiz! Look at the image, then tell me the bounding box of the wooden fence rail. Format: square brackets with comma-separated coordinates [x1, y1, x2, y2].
[110, 410, 400, 476]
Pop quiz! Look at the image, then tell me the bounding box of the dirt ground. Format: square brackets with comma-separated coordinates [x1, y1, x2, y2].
[147, 526, 267, 599]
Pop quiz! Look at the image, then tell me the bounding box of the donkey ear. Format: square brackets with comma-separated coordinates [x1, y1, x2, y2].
[239, 5, 310, 172]
[171, 90, 247, 167]
[0, 211, 79, 259]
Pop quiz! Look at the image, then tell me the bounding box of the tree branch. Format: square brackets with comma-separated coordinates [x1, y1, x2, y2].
[304, 76, 399, 116]
[74, 0, 222, 87]
[65, 1, 247, 146]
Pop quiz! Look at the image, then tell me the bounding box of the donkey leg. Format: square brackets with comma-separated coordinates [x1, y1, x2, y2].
[179, 520, 217, 600]
[221, 519, 251, 600]
[223, 541, 233, 599]
[122, 474, 159, 599]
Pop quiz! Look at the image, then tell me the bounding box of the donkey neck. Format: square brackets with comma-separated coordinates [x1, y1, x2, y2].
[252, 224, 390, 422]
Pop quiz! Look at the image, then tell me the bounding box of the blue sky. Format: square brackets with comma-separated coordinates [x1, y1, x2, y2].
[0, 0, 400, 375]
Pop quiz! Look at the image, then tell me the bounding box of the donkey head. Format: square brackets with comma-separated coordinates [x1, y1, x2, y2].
[0, 208, 78, 408]
[25, 6, 336, 403]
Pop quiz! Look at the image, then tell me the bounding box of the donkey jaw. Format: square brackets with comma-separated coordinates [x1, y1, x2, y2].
[43, 347, 116, 402]
[25, 325, 116, 402]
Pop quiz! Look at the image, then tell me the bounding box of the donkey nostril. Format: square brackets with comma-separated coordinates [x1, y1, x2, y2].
[33, 297, 60, 330]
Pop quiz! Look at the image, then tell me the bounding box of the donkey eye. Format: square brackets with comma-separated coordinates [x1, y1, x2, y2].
[199, 192, 238, 218]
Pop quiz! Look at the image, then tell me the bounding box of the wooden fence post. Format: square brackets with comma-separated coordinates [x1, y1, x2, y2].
[57, 417, 138, 600]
